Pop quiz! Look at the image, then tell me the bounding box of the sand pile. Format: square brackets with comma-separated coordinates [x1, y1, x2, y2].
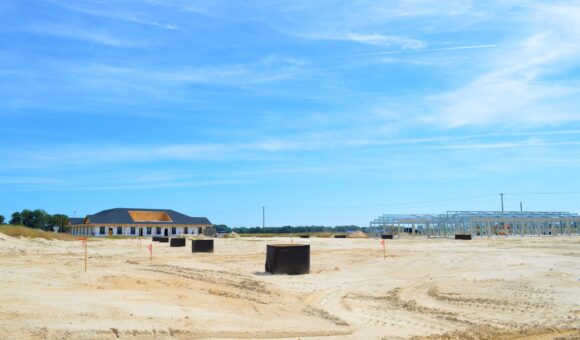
[224, 232, 240, 238]
[347, 231, 368, 238]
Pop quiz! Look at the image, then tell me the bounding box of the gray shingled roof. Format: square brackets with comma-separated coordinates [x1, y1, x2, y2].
[85, 208, 211, 225]
[68, 217, 85, 225]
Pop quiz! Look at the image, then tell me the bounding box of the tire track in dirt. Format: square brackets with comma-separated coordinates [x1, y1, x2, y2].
[343, 287, 469, 337]
[397, 279, 576, 331]
[141, 263, 275, 304]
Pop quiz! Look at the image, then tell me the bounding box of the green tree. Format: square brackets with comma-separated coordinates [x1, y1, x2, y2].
[9, 212, 22, 225]
[213, 224, 231, 233]
[31, 209, 50, 230]
[49, 214, 69, 232]
[21, 209, 33, 227]
[19, 209, 50, 229]
[0, 215, 4, 224]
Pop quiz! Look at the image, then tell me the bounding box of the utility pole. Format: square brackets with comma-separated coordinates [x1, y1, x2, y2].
[499, 193, 504, 213]
[520, 202, 523, 213]
[262, 206, 265, 230]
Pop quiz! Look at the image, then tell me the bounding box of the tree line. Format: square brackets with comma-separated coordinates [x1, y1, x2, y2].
[212, 224, 367, 234]
[0, 209, 69, 231]
[0, 211, 365, 234]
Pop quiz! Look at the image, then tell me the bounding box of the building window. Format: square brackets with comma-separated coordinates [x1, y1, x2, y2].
[100, 227, 105, 235]
[130, 227, 136, 235]
[171, 227, 176, 235]
[117, 227, 122, 235]
[156, 227, 161, 235]
[184, 227, 188, 234]
[147, 227, 151, 235]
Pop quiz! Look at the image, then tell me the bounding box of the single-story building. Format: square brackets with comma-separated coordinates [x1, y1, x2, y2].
[68, 208, 212, 237]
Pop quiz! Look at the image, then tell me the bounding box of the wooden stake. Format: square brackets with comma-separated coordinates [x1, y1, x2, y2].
[84, 239, 87, 272]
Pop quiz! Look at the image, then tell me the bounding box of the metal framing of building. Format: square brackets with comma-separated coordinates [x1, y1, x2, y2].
[369, 211, 580, 238]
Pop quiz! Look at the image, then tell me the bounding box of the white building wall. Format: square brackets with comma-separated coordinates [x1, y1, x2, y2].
[75, 225, 205, 237]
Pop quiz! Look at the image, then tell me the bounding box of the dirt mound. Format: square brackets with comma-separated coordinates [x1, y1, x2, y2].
[187, 234, 207, 240]
[224, 232, 240, 238]
[347, 231, 368, 238]
[0, 226, 75, 241]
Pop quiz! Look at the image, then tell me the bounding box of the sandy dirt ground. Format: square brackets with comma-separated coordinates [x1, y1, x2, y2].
[0, 233, 579, 339]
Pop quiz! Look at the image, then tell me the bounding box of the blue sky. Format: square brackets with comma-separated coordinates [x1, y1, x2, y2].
[0, 0, 579, 227]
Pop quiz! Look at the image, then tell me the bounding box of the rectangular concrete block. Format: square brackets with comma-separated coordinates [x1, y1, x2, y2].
[170, 238, 186, 247]
[192, 239, 214, 253]
[265, 244, 310, 275]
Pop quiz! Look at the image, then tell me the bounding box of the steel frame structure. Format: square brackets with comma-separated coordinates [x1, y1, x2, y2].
[369, 211, 580, 238]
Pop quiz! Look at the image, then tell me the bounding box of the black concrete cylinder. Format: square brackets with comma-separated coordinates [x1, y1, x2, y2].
[455, 234, 472, 240]
[381, 234, 394, 239]
[333, 234, 347, 238]
[299, 235, 310, 238]
[265, 244, 310, 275]
[158, 237, 169, 243]
[192, 239, 214, 253]
[170, 238, 186, 247]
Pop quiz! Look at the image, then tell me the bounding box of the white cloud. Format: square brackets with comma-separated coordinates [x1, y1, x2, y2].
[24, 23, 142, 47]
[424, 3, 580, 127]
[4, 129, 578, 170]
[433, 139, 580, 150]
[344, 33, 426, 49]
[72, 55, 307, 90]
[47, 0, 180, 30]
[296, 31, 426, 50]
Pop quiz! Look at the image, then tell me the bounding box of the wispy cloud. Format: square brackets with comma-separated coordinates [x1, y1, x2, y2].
[72, 55, 307, 89]
[433, 139, 580, 150]
[3, 129, 578, 170]
[345, 44, 497, 57]
[64, 179, 251, 192]
[424, 3, 580, 127]
[46, 0, 179, 30]
[301, 32, 426, 50]
[23, 23, 142, 47]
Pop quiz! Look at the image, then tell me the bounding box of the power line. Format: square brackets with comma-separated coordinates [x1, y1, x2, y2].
[266, 194, 498, 210]
[504, 191, 580, 195]
[262, 191, 580, 211]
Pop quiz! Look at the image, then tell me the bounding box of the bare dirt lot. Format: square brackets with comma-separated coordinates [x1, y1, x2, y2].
[0, 234, 579, 339]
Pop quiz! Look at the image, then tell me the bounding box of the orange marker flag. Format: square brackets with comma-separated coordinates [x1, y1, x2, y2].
[78, 237, 88, 271]
[380, 239, 386, 260]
